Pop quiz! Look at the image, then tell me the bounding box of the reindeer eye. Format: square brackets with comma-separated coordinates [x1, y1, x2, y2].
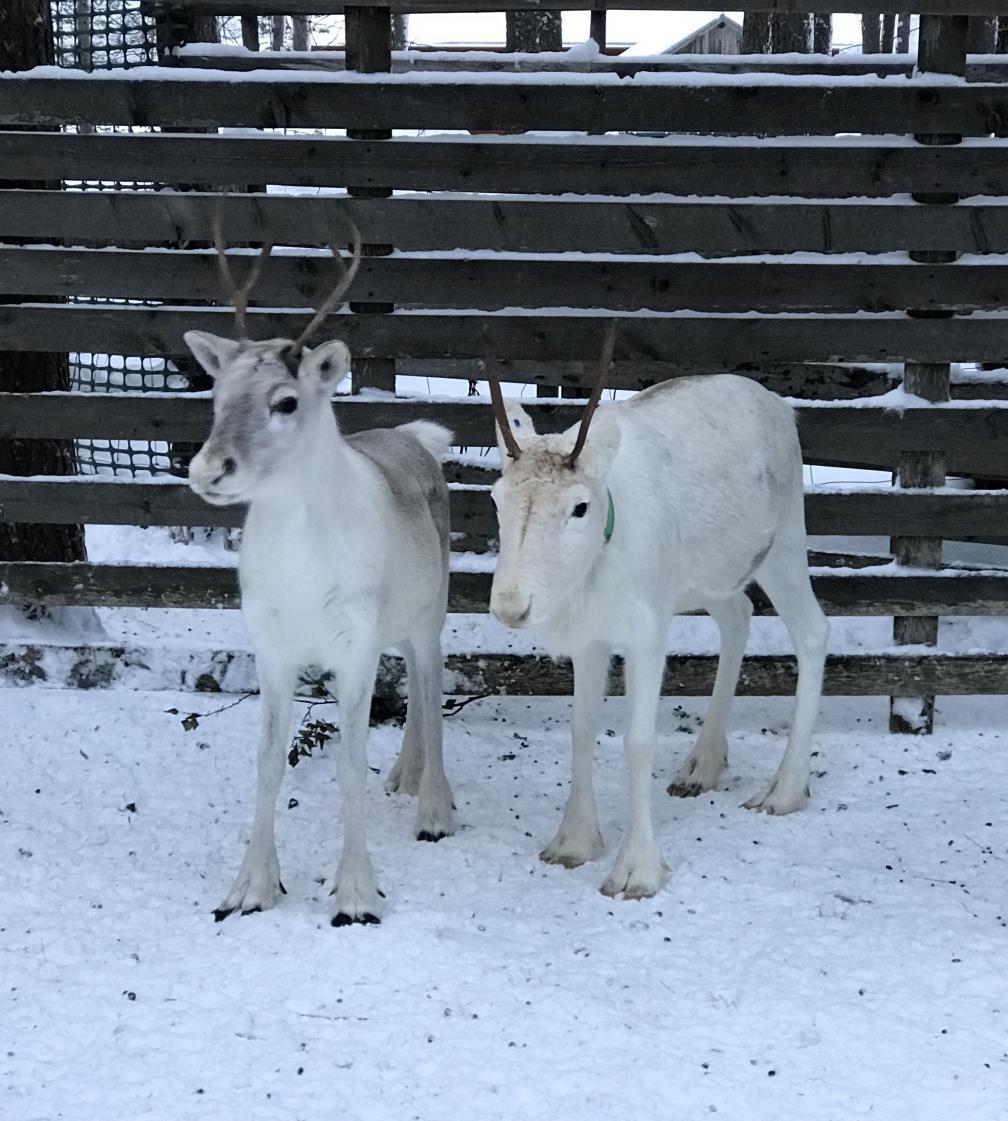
[271, 397, 298, 415]
[572, 502, 589, 519]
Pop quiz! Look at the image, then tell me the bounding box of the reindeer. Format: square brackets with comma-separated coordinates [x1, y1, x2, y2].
[185, 225, 455, 925]
[486, 325, 829, 900]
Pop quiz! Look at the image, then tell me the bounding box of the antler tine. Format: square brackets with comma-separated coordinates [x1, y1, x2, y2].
[212, 209, 273, 338]
[566, 319, 617, 467]
[286, 218, 363, 360]
[484, 348, 523, 461]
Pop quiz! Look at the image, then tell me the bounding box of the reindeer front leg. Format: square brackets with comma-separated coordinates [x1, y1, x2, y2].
[541, 642, 609, 868]
[600, 644, 668, 900]
[331, 646, 384, 925]
[214, 655, 296, 920]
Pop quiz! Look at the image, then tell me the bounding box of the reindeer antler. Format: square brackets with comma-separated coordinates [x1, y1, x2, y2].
[566, 319, 618, 468]
[483, 335, 523, 461]
[283, 220, 363, 365]
[212, 211, 274, 339]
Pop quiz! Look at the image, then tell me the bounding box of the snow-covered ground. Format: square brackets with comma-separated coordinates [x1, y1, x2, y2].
[3, 684, 1006, 1119]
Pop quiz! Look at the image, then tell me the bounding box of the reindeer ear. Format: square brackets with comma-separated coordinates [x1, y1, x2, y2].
[183, 331, 242, 378]
[299, 339, 351, 387]
[571, 409, 621, 479]
[495, 399, 534, 470]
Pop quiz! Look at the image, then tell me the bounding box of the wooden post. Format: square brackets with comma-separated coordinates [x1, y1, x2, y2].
[345, 6, 395, 393]
[889, 14, 967, 735]
[590, 8, 606, 52]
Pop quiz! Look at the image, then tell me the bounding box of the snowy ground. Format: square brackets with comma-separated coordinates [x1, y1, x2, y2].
[3, 683, 1006, 1120]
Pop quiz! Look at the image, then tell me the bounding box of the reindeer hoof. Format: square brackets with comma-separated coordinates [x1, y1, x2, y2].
[331, 912, 381, 927]
[417, 830, 447, 843]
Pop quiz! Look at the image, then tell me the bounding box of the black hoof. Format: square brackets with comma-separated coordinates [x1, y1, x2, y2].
[279, 881, 287, 895]
[240, 904, 263, 916]
[212, 907, 234, 923]
[667, 782, 700, 799]
[331, 911, 381, 927]
[417, 830, 446, 843]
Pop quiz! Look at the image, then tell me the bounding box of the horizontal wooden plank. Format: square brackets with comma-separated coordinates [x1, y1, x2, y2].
[4, 132, 1006, 198]
[1, 479, 1004, 538]
[5, 395, 1008, 479]
[175, 50, 1008, 83]
[404, 360, 899, 401]
[17, 190, 1008, 255]
[9, 244, 1008, 314]
[8, 304, 1008, 365]
[6, 74, 1008, 136]
[2, 636, 1004, 696]
[451, 652, 1008, 697]
[143, 0, 1008, 16]
[3, 560, 1008, 617]
[0, 478, 495, 536]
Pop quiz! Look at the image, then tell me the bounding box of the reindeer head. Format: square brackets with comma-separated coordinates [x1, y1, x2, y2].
[487, 323, 619, 628]
[186, 219, 360, 506]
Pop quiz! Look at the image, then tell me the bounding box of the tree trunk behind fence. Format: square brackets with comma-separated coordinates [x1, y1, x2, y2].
[391, 13, 408, 49]
[771, 13, 811, 53]
[271, 16, 284, 50]
[741, 12, 771, 53]
[897, 13, 911, 53]
[0, 0, 85, 565]
[862, 15, 881, 53]
[813, 15, 832, 53]
[292, 15, 310, 51]
[881, 14, 895, 52]
[506, 11, 562, 52]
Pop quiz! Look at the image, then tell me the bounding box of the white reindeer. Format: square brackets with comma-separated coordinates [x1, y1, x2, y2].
[487, 325, 829, 900]
[185, 228, 455, 925]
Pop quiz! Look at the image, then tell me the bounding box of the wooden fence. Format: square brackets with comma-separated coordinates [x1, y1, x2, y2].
[1, 0, 1007, 718]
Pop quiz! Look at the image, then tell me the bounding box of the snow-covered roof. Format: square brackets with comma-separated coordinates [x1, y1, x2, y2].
[623, 13, 743, 58]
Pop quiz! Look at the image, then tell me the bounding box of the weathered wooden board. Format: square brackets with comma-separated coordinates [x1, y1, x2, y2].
[3, 132, 1005, 198]
[1, 479, 1004, 538]
[2, 638, 1003, 697]
[141, 0, 1008, 17]
[8, 244, 1008, 314]
[12, 189, 1008, 255]
[7, 304, 1008, 364]
[452, 652, 1008, 697]
[174, 50, 1008, 82]
[6, 74, 1008, 136]
[400, 360, 900, 401]
[4, 395, 1008, 478]
[3, 560, 1008, 617]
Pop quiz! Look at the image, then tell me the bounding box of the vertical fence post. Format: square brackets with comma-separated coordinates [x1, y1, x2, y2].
[590, 7, 606, 51]
[345, 6, 396, 394]
[889, 14, 967, 734]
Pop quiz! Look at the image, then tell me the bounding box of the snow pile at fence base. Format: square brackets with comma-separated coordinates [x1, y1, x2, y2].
[4, 686, 1006, 1120]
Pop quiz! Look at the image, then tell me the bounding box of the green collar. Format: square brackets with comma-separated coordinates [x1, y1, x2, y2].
[604, 488, 615, 543]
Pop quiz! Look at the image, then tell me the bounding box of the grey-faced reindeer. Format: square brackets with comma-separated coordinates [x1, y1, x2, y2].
[185, 225, 455, 925]
[487, 326, 829, 900]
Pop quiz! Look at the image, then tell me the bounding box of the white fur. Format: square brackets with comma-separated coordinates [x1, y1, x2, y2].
[491, 375, 829, 900]
[185, 331, 455, 925]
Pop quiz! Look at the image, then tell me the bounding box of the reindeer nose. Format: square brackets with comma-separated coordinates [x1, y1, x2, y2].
[212, 457, 237, 486]
[491, 590, 533, 628]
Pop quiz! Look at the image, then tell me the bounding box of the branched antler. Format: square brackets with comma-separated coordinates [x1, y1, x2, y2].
[212, 211, 274, 338]
[566, 319, 618, 467]
[284, 220, 363, 364]
[212, 209, 362, 357]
